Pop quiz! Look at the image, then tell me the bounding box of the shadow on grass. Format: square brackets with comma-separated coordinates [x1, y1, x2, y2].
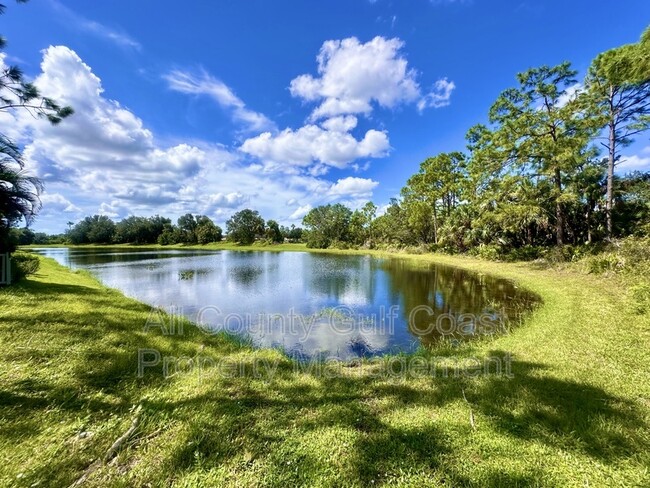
[1, 276, 648, 486]
[130, 352, 647, 485]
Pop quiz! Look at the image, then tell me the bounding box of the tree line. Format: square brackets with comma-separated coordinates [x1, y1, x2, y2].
[13, 210, 304, 246]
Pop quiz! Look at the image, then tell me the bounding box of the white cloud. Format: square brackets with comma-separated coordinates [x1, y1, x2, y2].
[618, 151, 650, 173]
[289, 36, 454, 120]
[0, 48, 249, 223]
[49, 0, 141, 50]
[375, 203, 391, 217]
[321, 115, 359, 132]
[206, 192, 249, 209]
[8, 47, 210, 211]
[240, 123, 389, 171]
[165, 69, 275, 132]
[352, 161, 371, 173]
[98, 201, 124, 219]
[556, 82, 583, 108]
[20, 46, 153, 151]
[40, 192, 81, 213]
[416, 78, 456, 110]
[329, 177, 379, 197]
[289, 204, 313, 220]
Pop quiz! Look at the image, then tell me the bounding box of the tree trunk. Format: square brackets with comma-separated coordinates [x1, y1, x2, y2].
[606, 107, 616, 239]
[586, 201, 593, 244]
[554, 167, 564, 246]
[432, 204, 438, 244]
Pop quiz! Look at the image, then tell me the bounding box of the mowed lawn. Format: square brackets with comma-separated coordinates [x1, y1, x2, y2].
[1, 252, 649, 487]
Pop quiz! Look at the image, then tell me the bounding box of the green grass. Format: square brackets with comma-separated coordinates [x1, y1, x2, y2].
[1, 249, 649, 487]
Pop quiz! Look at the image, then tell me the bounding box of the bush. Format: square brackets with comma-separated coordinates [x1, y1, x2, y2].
[584, 253, 622, 274]
[469, 244, 501, 261]
[582, 238, 650, 276]
[402, 243, 436, 255]
[577, 238, 650, 314]
[618, 237, 650, 275]
[502, 245, 543, 262]
[330, 240, 352, 250]
[540, 245, 579, 264]
[9, 252, 40, 282]
[305, 234, 331, 249]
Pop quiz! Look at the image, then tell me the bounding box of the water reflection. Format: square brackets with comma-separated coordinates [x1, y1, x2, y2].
[31, 248, 539, 360]
[379, 259, 538, 347]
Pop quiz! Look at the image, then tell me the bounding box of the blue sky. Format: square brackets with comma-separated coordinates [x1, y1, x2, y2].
[1, 0, 649, 233]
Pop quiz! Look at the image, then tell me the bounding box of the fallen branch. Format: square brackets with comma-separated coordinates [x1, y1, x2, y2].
[461, 388, 476, 431]
[109, 427, 163, 464]
[68, 459, 102, 488]
[103, 406, 142, 462]
[69, 405, 142, 488]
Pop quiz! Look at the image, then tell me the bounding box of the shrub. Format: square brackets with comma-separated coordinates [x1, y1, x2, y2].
[502, 245, 543, 262]
[540, 245, 576, 264]
[585, 253, 622, 274]
[618, 237, 650, 277]
[9, 252, 40, 282]
[568, 244, 605, 262]
[305, 234, 330, 249]
[402, 243, 437, 255]
[330, 240, 352, 250]
[578, 238, 650, 314]
[469, 244, 501, 261]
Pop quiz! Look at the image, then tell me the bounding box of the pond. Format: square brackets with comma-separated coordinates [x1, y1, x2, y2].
[32, 248, 539, 360]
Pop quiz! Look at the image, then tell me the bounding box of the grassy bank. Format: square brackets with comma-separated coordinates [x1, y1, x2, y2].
[1, 250, 649, 487]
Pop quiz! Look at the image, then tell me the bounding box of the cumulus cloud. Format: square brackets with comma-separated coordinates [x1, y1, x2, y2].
[329, 177, 379, 197]
[0, 47, 248, 222]
[200, 191, 250, 215]
[289, 204, 313, 220]
[618, 151, 650, 173]
[5, 47, 215, 214]
[40, 193, 81, 213]
[321, 115, 359, 132]
[240, 123, 389, 171]
[207, 192, 248, 208]
[98, 201, 125, 219]
[352, 161, 371, 173]
[289, 36, 454, 120]
[165, 69, 275, 132]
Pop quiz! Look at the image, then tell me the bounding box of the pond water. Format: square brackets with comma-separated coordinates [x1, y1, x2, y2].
[32, 248, 539, 360]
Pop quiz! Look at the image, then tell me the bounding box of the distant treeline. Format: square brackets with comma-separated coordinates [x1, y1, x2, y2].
[13, 210, 303, 246]
[12, 165, 649, 258]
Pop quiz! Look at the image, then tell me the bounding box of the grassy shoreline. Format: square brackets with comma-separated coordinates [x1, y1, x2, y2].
[2, 248, 649, 486]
